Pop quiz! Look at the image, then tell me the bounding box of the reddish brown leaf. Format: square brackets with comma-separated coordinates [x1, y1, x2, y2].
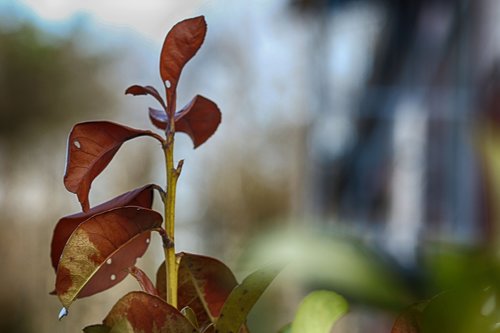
[160, 16, 207, 113]
[129, 266, 159, 297]
[103, 291, 196, 333]
[156, 253, 238, 329]
[391, 302, 427, 333]
[51, 184, 155, 272]
[64, 121, 162, 211]
[125, 85, 166, 110]
[149, 95, 221, 148]
[175, 95, 221, 148]
[55, 206, 162, 308]
[155, 261, 167, 301]
[149, 107, 168, 130]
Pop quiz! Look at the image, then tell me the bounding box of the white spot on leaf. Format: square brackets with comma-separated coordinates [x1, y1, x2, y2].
[110, 274, 116, 281]
[106, 258, 112, 265]
[146, 238, 150, 244]
[165, 80, 171, 89]
[73, 140, 81, 149]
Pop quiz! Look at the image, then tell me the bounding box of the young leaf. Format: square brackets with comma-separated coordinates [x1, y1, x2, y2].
[149, 95, 221, 148]
[64, 121, 163, 211]
[149, 107, 168, 130]
[129, 266, 159, 297]
[125, 84, 166, 110]
[51, 184, 155, 272]
[215, 264, 283, 333]
[156, 253, 238, 329]
[175, 96, 221, 148]
[160, 16, 207, 113]
[290, 290, 348, 333]
[103, 291, 196, 333]
[55, 206, 162, 308]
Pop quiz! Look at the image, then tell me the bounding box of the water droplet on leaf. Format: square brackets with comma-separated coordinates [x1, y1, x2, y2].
[58, 307, 68, 320]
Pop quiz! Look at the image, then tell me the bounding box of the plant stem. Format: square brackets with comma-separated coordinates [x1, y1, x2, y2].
[164, 121, 179, 308]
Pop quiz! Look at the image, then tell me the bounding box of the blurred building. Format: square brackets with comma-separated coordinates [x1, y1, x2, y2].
[286, 0, 498, 263]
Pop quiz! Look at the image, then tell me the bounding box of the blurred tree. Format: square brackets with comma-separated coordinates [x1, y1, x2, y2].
[0, 20, 116, 333]
[0, 22, 114, 151]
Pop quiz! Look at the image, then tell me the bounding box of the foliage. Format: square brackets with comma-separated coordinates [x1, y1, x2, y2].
[289, 290, 348, 333]
[51, 16, 281, 333]
[50, 15, 499, 333]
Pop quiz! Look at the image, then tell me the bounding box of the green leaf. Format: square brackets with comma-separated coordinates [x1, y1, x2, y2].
[215, 264, 282, 333]
[277, 323, 291, 333]
[83, 324, 111, 333]
[290, 290, 348, 333]
[109, 319, 133, 333]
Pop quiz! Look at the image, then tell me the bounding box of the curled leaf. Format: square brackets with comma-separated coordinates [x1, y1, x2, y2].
[103, 291, 196, 333]
[175, 96, 221, 148]
[129, 266, 159, 297]
[149, 95, 221, 148]
[55, 206, 162, 308]
[160, 16, 207, 113]
[290, 290, 348, 333]
[64, 121, 162, 211]
[149, 107, 168, 130]
[51, 184, 155, 272]
[215, 264, 283, 333]
[125, 84, 166, 110]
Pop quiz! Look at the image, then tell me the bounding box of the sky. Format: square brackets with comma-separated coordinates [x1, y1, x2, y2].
[0, 0, 209, 43]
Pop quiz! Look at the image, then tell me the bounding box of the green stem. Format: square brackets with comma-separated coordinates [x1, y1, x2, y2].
[163, 120, 180, 308]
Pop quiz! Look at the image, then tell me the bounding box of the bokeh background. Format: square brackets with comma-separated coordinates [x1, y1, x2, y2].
[1, 0, 500, 332]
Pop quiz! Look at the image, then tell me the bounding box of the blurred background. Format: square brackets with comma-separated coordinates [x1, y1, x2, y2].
[1, 0, 500, 332]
